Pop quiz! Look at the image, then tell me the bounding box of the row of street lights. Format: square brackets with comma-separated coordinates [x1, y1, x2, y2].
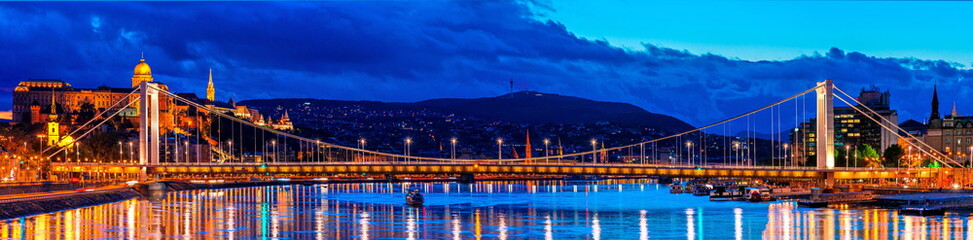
[398, 137, 562, 162]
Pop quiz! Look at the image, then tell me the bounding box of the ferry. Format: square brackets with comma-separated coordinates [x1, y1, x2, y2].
[405, 188, 424, 206]
[745, 187, 775, 202]
[692, 184, 712, 196]
[709, 185, 741, 201]
[669, 184, 684, 194]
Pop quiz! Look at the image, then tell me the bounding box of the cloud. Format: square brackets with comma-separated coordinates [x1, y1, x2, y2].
[0, 1, 970, 130]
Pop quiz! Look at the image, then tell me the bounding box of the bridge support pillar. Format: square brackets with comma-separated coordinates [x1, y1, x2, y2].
[823, 172, 835, 189]
[139, 82, 161, 180]
[815, 79, 835, 169]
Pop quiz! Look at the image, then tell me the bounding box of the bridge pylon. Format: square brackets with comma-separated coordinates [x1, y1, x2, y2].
[139, 82, 161, 180]
[815, 79, 835, 169]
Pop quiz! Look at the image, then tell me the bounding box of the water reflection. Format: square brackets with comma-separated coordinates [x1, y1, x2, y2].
[2, 179, 973, 239]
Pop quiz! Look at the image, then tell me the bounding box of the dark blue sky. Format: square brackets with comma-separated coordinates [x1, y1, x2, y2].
[1, 1, 971, 128]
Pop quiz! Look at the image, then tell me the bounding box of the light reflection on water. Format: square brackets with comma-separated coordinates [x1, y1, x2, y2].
[1, 179, 972, 239]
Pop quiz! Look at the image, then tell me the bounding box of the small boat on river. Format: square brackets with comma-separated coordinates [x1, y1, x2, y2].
[669, 184, 684, 194]
[405, 188, 425, 206]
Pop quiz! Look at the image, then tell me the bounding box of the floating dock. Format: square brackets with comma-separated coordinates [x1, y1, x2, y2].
[797, 189, 875, 207]
[874, 193, 973, 215]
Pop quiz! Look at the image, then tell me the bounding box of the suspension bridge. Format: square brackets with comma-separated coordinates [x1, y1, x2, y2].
[43, 80, 965, 185]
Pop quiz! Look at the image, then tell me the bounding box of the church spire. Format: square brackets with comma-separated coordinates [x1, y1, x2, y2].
[49, 90, 56, 115]
[953, 101, 958, 116]
[206, 68, 215, 101]
[930, 84, 940, 121]
[524, 129, 532, 159]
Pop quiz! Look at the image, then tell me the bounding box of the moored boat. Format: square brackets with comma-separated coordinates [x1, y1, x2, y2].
[669, 184, 684, 194]
[692, 184, 712, 196]
[745, 187, 775, 202]
[709, 185, 740, 201]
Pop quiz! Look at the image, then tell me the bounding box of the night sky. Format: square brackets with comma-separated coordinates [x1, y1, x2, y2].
[1, 1, 971, 129]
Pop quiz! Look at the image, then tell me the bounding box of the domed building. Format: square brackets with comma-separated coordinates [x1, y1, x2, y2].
[131, 58, 154, 87]
[11, 56, 173, 130]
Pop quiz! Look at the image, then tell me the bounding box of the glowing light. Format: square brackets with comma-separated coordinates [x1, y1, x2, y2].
[640, 210, 649, 240]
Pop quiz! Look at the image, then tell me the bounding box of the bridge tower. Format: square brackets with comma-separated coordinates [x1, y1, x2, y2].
[815, 79, 835, 169]
[139, 82, 161, 168]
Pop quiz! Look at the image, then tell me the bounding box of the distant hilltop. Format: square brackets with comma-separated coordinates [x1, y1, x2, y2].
[239, 91, 694, 131]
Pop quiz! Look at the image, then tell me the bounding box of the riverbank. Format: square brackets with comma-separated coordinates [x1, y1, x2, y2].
[0, 175, 606, 220]
[0, 187, 142, 220]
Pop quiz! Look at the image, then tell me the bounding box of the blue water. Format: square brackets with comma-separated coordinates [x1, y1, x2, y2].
[0, 179, 970, 239]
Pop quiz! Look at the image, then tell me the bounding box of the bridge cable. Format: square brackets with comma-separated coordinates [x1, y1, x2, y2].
[832, 92, 957, 167]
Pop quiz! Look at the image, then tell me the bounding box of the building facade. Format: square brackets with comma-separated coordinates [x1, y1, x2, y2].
[12, 57, 175, 129]
[924, 85, 973, 164]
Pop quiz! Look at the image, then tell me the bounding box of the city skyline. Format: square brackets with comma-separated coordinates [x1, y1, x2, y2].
[1, 1, 971, 128]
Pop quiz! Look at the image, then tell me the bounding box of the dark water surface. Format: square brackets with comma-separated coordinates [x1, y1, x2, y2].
[1, 179, 970, 239]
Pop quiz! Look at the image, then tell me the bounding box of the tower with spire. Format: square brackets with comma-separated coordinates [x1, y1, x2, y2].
[206, 69, 216, 102]
[47, 91, 60, 146]
[524, 129, 532, 160]
[952, 102, 958, 117]
[930, 84, 942, 128]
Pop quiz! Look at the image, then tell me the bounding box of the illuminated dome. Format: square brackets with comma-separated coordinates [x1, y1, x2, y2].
[134, 58, 152, 76]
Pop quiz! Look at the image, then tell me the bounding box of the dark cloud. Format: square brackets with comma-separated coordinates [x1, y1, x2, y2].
[0, 1, 970, 129]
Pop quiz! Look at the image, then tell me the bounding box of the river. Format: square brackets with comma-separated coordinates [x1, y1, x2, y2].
[0, 179, 969, 239]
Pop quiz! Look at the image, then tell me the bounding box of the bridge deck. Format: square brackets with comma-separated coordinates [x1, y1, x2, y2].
[49, 162, 940, 180]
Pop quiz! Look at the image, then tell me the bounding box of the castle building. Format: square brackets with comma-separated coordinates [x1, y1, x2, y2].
[12, 57, 175, 129]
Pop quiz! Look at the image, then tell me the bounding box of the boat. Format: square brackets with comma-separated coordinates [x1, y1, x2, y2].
[899, 205, 945, 216]
[405, 188, 424, 206]
[692, 184, 712, 196]
[669, 184, 684, 194]
[564, 175, 604, 181]
[745, 187, 775, 202]
[709, 185, 740, 201]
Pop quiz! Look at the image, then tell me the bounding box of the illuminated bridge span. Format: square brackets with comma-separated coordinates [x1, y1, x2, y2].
[45, 80, 962, 183]
[50, 162, 942, 181]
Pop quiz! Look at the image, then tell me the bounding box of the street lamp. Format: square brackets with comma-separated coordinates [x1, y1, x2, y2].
[845, 145, 850, 168]
[404, 137, 412, 162]
[271, 140, 277, 163]
[128, 142, 133, 163]
[907, 145, 912, 168]
[315, 139, 321, 163]
[685, 141, 693, 165]
[450, 138, 457, 161]
[783, 143, 789, 167]
[228, 140, 233, 162]
[118, 141, 123, 163]
[184, 141, 190, 163]
[543, 138, 550, 163]
[732, 141, 740, 166]
[76, 142, 80, 163]
[497, 138, 504, 160]
[359, 138, 367, 162]
[591, 139, 598, 164]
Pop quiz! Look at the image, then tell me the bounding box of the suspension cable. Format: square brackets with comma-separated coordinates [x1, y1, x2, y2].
[832, 93, 959, 167]
[833, 86, 950, 162]
[150, 84, 822, 163]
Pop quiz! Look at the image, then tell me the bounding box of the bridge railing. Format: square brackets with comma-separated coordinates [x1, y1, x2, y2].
[50, 161, 935, 172]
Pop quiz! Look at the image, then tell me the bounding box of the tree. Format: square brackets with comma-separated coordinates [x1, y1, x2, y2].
[882, 144, 905, 167]
[75, 102, 96, 124]
[860, 144, 881, 167]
